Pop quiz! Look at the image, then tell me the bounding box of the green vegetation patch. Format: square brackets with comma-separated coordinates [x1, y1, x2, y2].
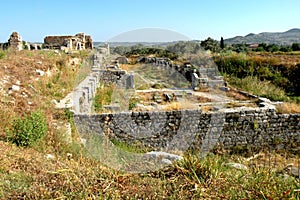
[7, 110, 47, 147]
[93, 84, 115, 112]
[216, 53, 300, 99]
[0, 171, 32, 198]
[228, 76, 287, 101]
[0, 50, 6, 59]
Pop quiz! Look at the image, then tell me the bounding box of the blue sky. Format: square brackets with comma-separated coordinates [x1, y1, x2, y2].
[1, 0, 299, 42]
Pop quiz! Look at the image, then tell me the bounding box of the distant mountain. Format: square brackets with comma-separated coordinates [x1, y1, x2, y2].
[224, 28, 300, 45]
[93, 41, 190, 48]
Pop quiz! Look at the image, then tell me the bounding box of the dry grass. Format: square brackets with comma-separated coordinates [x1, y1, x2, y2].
[276, 102, 300, 114]
[228, 76, 287, 101]
[164, 102, 182, 110]
[164, 100, 198, 111]
[249, 51, 300, 66]
[0, 50, 299, 199]
[0, 139, 298, 199]
[201, 105, 213, 112]
[0, 49, 89, 142]
[120, 63, 141, 71]
[0, 104, 16, 137]
[226, 89, 251, 101]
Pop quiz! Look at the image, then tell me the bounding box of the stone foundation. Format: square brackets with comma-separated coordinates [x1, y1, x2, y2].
[74, 107, 300, 152]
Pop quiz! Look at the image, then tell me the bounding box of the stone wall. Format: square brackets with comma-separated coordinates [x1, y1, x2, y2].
[1, 32, 23, 51]
[74, 106, 300, 152]
[72, 53, 299, 153]
[1, 32, 44, 51]
[0, 43, 9, 50]
[137, 56, 224, 89]
[44, 33, 93, 50]
[72, 53, 134, 113]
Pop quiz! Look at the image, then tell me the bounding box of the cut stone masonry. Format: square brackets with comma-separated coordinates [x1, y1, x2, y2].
[44, 33, 93, 50]
[72, 53, 299, 154]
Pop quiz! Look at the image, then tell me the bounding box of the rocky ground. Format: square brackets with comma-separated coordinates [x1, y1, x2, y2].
[0, 50, 83, 136]
[0, 50, 299, 199]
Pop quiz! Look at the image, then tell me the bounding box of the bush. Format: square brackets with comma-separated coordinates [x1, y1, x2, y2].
[129, 97, 140, 110]
[0, 50, 6, 59]
[7, 110, 47, 147]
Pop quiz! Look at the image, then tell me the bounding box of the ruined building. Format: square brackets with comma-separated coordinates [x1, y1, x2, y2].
[8, 32, 23, 50]
[0, 32, 23, 51]
[44, 33, 93, 50]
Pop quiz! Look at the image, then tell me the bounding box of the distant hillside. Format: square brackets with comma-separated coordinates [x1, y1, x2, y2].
[225, 28, 300, 45]
[93, 41, 187, 48]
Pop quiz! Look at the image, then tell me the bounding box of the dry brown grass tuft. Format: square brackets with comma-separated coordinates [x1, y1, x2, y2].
[276, 102, 300, 114]
[164, 100, 198, 111]
[0, 104, 16, 137]
[201, 105, 213, 112]
[164, 102, 182, 110]
[226, 89, 251, 101]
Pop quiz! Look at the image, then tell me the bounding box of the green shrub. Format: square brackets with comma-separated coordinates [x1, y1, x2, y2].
[0, 50, 6, 59]
[129, 97, 140, 110]
[7, 110, 47, 147]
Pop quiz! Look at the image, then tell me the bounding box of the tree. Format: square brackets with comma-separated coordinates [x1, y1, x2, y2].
[258, 43, 267, 51]
[266, 44, 279, 52]
[279, 46, 291, 52]
[231, 44, 248, 53]
[291, 43, 300, 51]
[200, 37, 221, 52]
[220, 37, 225, 49]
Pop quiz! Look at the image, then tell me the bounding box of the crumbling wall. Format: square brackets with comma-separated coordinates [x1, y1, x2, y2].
[72, 54, 299, 154]
[44, 36, 71, 49]
[74, 107, 300, 152]
[72, 53, 133, 114]
[138, 56, 224, 89]
[84, 35, 93, 49]
[8, 32, 23, 51]
[1, 32, 23, 51]
[44, 33, 93, 50]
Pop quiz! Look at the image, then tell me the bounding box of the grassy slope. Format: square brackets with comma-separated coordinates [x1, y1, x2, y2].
[216, 52, 300, 105]
[0, 140, 299, 199]
[0, 50, 299, 199]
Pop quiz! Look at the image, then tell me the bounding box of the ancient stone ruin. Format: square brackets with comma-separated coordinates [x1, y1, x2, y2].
[44, 33, 93, 50]
[1, 32, 94, 52]
[8, 32, 23, 51]
[71, 50, 299, 166]
[137, 56, 224, 90]
[0, 32, 23, 51]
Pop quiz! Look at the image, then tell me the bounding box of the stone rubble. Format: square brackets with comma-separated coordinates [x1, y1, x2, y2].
[69, 52, 299, 168]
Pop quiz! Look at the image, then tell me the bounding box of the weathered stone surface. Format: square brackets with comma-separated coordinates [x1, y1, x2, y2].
[11, 85, 20, 91]
[35, 69, 45, 76]
[145, 151, 183, 161]
[8, 32, 23, 51]
[74, 106, 300, 152]
[226, 162, 248, 170]
[116, 56, 129, 64]
[72, 52, 134, 113]
[72, 53, 300, 154]
[44, 33, 93, 50]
